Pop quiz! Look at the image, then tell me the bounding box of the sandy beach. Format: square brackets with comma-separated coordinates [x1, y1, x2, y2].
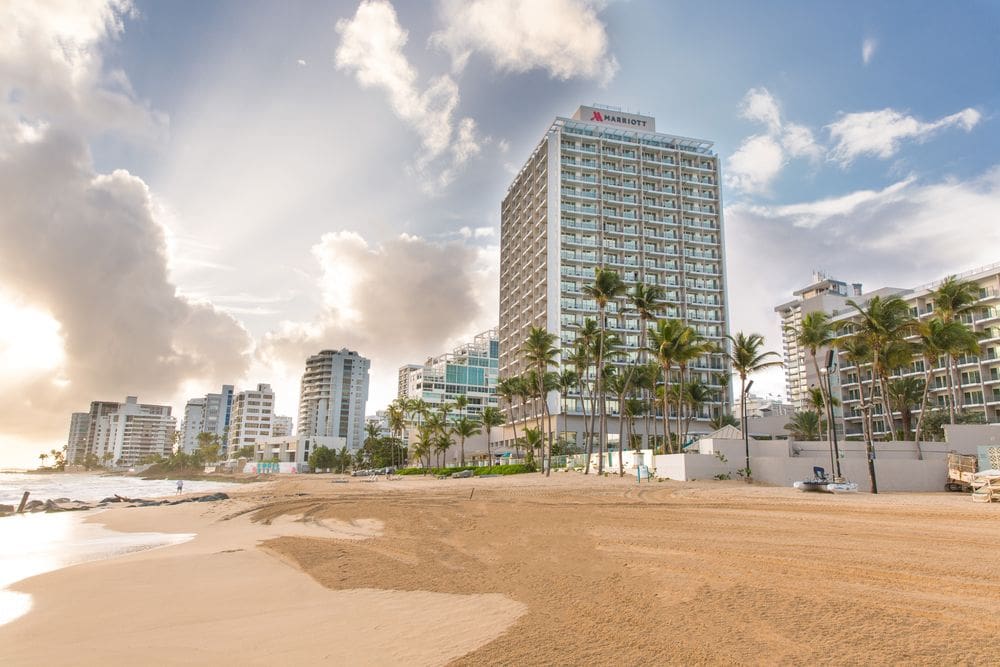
[2, 473, 999, 665]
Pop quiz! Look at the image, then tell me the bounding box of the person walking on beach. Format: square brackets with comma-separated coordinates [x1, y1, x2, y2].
[176, 479, 184, 495]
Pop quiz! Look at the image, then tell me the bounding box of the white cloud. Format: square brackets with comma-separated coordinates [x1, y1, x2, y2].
[297, 58, 307, 66]
[739, 87, 782, 134]
[862, 37, 877, 65]
[261, 231, 498, 411]
[0, 0, 166, 143]
[431, 0, 617, 83]
[726, 88, 821, 194]
[827, 107, 981, 165]
[725, 135, 785, 194]
[0, 0, 250, 462]
[335, 0, 482, 189]
[724, 166, 1000, 400]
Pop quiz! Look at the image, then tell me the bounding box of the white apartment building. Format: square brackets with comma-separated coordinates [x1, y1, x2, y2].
[733, 394, 796, 419]
[397, 364, 422, 401]
[297, 349, 370, 449]
[68, 400, 122, 463]
[227, 383, 275, 457]
[272, 415, 293, 438]
[92, 396, 176, 467]
[398, 329, 499, 421]
[66, 412, 90, 464]
[180, 385, 235, 454]
[180, 398, 206, 454]
[775, 273, 863, 411]
[499, 104, 730, 449]
[832, 263, 1000, 438]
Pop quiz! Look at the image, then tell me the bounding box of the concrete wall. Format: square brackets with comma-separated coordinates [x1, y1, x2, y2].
[654, 436, 962, 491]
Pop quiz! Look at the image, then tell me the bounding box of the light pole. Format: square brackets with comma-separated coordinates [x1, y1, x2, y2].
[823, 350, 842, 480]
[742, 379, 754, 480]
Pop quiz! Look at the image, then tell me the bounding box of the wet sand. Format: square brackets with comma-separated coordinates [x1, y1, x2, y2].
[2, 473, 998, 665]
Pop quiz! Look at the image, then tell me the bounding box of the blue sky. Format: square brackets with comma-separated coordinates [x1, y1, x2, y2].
[1, 0, 999, 466]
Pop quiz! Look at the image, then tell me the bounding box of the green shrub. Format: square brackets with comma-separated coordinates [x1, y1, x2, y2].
[473, 463, 537, 476]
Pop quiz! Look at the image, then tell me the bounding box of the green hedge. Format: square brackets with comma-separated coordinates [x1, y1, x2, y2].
[395, 464, 537, 476]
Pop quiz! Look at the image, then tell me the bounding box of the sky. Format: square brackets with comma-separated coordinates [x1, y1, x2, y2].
[1, 0, 999, 468]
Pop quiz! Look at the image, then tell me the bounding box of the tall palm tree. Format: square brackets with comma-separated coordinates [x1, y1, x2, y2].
[481, 406, 505, 462]
[724, 331, 783, 476]
[414, 427, 434, 468]
[582, 267, 626, 474]
[387, 402, 406, 466]
[713, 372, 731, 418]
[604, 368, 630, 475]
[785, 310, 837, 436]
[627, 283, 663, 450]
[556, 368, 579, 457]
[573, 318, 601, 468]
[452, 416, 481, 466]
[648, 318, 688, 453]
[913, 318, 979, 447]
[520, 327, 559, 476]
[672, 329, 716, 449]
[682, 380, 713, 444]
[496, 377, 520, 454]
[433, 431, 452, 467]
[844, 295, 916, 440]
[886, 377, 924, 441]
[932, 275, 980, 417]
[838, 335, 878, 492]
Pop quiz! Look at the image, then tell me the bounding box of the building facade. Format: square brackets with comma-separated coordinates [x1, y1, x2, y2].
[227, 383, 275, 456]
[73, 400, 122, 463]
[498, 104, 730, 448]
[180, 398, 206, 454]
[66, 412, 90, 464]
[272, 415, 293, 438]
[832, 264, 1000, 438]
[179, 385, 235, 454]
[252, 435, 346, 468]
[775, 273, 863, 411]
[397, 328, 499, 421]
[91, 396, 176, 467]
[297, 349, 371, 449]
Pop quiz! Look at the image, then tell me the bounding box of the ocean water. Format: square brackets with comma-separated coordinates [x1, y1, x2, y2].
[0, 472, 236, 507]
[0, 473, 235, 627]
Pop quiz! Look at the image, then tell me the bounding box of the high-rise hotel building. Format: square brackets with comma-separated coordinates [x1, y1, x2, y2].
[499, 105, 730, 447]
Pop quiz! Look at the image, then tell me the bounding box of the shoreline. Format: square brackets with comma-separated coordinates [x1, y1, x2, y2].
[1, 473, 998, 665]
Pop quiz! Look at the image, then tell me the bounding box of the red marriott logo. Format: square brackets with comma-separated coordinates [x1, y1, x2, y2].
[587, 109, 648, 128]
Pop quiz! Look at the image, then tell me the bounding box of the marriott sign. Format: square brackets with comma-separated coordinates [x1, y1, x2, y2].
[571, 105, 656, 132]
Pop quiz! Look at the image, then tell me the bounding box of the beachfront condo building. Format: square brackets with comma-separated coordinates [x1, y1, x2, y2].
[89, 396, 176, 467]
[227, 383, 275, 457]
[397, 328, 499, 421]
[498, 104, 730, 450]
[297, 349, 370, 450]
[179, 385, 235, 454]
[775, 273, 863, 416]
[65, 412, 90, 464]
[272, 415, 293, 438]
[828, 263, 1000, 438]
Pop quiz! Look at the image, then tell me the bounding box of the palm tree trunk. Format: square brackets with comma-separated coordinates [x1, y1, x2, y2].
[810, 351, 833, 444]
[945, 353, 957, 424]
[951, 354, 964, 412]
[662, 365, 673, 454]
[578, 377, 591, 473]
[640, 322, 652, 452]
[508, 398, 520, 459]
[544, 391, 554, 477]
[879, 373, 895, 441]
[617, 390, 625, 476]
[913, 365, 933, 460]
[676, 364, 686, 453]
[597, 307, 606, 474]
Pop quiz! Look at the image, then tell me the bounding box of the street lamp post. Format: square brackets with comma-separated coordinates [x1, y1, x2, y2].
[743, 379, 754, 481]
[823, 351, 843, 480]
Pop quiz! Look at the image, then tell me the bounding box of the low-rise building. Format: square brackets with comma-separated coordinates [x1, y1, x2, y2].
[272, 415, 294, 437]
[252, 435, 346, 469]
